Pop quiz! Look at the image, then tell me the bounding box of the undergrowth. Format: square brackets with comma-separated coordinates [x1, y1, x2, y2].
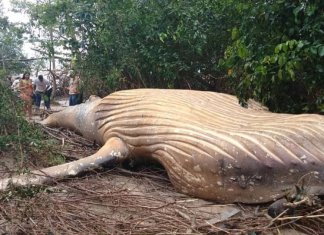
[0, 80, 64, 172]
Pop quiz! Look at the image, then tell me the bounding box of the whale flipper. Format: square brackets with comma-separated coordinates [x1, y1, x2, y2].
[0, 137, 129, 191]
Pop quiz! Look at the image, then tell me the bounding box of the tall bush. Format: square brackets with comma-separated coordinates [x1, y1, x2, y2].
[0, 82, 43, 159]
[222, 0, 324, 113]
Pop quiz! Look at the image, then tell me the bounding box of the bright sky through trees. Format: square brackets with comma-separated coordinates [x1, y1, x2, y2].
[2, 0, 35, 57]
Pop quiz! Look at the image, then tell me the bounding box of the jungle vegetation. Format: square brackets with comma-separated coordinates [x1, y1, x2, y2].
[1, 0, 323, 113]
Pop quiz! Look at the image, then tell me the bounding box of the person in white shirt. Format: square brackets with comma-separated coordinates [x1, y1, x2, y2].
[11, 77, 20, 94]
[34, 75, 52, 110]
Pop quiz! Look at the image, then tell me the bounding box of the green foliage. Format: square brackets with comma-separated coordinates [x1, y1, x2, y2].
[23, 0, 235, 92]
[0, 82, 51, 162]
[47, 154, 66, 166]
[0, 81, 23, 150]
[223, 0, 324, 113]
[0, 14, 28, 74]
[0, 184, 46, 201]
[15, 0, 323, 113]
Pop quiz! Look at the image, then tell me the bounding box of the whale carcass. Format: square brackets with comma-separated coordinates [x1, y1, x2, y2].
[0, 89, 323, 204]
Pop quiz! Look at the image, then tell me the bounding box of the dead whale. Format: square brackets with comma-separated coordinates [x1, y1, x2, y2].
[0, 89, 323, 204]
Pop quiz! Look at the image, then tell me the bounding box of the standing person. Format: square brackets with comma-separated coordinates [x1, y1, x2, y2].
[44, 82, 53, 109]
[34, 75, 52, 110]
[19, 72, 33, 119]
[11, 76, 20, 95]
[67, 73, 80, 106]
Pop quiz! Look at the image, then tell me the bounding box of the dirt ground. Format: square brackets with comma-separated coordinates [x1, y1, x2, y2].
[0, 98, 322, 234]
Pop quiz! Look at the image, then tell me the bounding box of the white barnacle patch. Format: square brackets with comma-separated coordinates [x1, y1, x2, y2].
[217, 181, 223, 186]
[270, 193, 281, 199]
[68, 169, 77, 175]
[255, 175, 262, 180]
[300, 155, 307, 164]
[110, 151, 122, 159]
[227, 188, 234, 192]
[314, 171, 319, 177]
[230, 177, 237, 181]
[193, 165, 202, 172]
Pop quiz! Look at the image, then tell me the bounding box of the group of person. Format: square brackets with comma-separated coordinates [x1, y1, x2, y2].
[10, 71, 82, 120]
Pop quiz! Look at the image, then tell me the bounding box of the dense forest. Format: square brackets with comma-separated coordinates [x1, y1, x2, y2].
[1, 0, 323, 114]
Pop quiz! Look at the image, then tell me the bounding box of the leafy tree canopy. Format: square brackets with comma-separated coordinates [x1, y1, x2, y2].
[0, 4, 28, 77]
[222, 0, 324, 113]
[6, 0, 324, 113]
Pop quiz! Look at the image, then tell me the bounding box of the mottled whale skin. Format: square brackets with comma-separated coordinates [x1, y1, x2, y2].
[41, 89, 324, 203]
